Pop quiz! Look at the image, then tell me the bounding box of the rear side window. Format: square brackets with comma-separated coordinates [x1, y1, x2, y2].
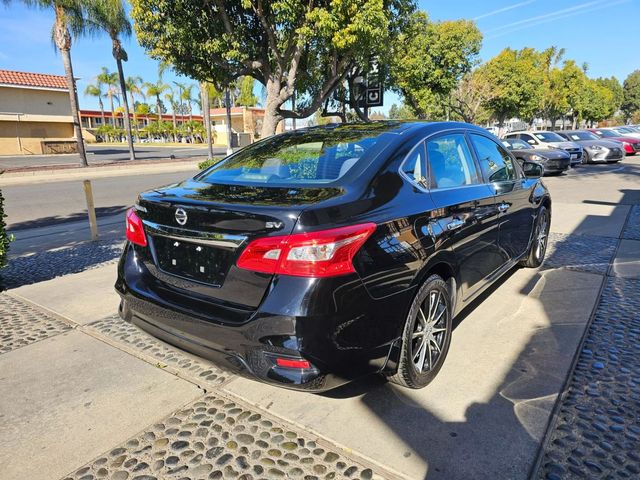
[426, 134, 479, 189]
[470, 134, 518, 182]
[401, 142, 427, 186]
[197, 124, 398, 186]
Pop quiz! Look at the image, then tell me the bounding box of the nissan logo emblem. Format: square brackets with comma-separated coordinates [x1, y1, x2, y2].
[175, 208, 188, 226]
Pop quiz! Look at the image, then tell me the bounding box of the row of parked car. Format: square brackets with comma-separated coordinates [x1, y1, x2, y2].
[499, 125, 640, 175]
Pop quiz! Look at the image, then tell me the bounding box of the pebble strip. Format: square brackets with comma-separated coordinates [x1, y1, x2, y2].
[543, 233, 617, 275]
[536, 276, 640, 479]
[62, 395, 382, 480]
[0, 293, 71, 354]
[622, 205, 640, 241]
[87, 315, 229, 388]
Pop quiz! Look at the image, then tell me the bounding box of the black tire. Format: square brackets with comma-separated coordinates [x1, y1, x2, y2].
[386, 274, 453, 389]
[582, 151, 591, 164]
[520, 205, 550, 268]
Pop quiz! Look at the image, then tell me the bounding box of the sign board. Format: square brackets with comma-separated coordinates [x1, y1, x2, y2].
[352, 56, 384, 108]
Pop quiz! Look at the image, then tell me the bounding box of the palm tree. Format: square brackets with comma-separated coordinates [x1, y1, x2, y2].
[200, 82, 214, 158]
[145, 80, 168, 124]
[182, 84, 197, 122]
[126, 75, 145, 140]
[84, 0, 135, 161]
[97, 67, 119, 123]
[5, 0, 88, 166]
[83, 81, 105, 125]
[163, 88, 179, 142]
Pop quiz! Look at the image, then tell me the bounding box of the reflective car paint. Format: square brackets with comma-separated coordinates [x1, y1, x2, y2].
[116, 122, 551, 391]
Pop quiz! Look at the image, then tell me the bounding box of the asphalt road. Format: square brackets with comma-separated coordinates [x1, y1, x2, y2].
[0, 144, 225, 170]
[4, 169, 197, 230]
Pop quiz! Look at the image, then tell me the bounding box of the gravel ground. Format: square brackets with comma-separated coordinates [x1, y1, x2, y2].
[535, 276, 640, 480]
[0, 293, 71, 355]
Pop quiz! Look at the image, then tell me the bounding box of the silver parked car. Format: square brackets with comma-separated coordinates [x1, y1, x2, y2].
[555, 130, 624, 163]
[503, 131, 584, 165]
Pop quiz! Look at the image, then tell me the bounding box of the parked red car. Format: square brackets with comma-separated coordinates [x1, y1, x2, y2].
[588, 129, 640, 155]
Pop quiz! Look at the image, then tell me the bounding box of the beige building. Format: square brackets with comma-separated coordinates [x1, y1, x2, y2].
[210, 107, 284, 146]
[0, 69, 76, 155]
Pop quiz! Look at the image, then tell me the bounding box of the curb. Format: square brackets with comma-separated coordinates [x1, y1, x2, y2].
[0, 159, 203, 186]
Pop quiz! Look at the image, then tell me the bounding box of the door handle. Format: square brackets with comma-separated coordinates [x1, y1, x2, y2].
[447, 218, 465, 231]
[498, 203, 510, 213]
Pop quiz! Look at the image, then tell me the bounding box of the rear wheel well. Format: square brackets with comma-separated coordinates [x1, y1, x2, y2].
[424, 262, 457, 312]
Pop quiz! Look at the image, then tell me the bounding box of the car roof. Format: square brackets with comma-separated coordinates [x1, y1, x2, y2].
[289, 120, 490, 138]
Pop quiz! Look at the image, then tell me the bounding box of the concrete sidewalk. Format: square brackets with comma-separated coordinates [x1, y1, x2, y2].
[0, 156, 638, 479]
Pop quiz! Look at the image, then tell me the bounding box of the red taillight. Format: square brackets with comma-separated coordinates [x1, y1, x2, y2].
[126, 208, 147, 247]
[237, 223, 376, 278]
[276, 358, 311, 369]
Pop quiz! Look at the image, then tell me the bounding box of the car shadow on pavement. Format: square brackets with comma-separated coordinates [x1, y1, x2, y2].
[315, 208, 623, 479]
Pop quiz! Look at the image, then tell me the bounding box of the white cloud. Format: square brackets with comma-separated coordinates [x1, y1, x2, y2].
[474, 1, 536, 21]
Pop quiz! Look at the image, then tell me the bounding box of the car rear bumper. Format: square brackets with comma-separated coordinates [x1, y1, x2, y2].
[115, 244, 403, 391]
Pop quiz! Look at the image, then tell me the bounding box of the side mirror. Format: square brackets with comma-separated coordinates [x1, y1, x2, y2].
[522, 160, 543, 178]
[527, 139, 536, 145]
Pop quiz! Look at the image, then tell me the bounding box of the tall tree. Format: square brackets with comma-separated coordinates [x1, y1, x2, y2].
[130, 0, 415, 137]
[98, 67, 119, 123]
[595, 76, 623, 115]
[449, 69, 492, 124]
[125, 75, 145, 140]
[84, 80, 105, 124]
[236, 76, 258, 107]
[84, 0, 135, 160]
[6, 0, 89, 165]
[145, 80, 168, 122]
[163, 89, 178, 141]
[481, 48, 544, 133]
[389, 12, 482, 119]
[181, 84, 197, 122]
[200, 82, 214, 158]
[622, 70, 640, 122]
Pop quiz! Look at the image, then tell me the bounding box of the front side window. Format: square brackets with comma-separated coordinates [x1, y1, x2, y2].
[426, 134, 479, 189]
[470, 134, 518, 183]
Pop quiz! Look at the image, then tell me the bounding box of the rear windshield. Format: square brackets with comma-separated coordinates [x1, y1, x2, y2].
[593, 130, 616, 138]
[197, 124, 398, 187]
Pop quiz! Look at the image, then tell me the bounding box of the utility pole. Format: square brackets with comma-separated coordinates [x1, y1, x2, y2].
[225, 88, 233, 156]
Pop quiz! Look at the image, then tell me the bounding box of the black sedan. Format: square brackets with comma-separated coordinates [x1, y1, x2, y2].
[502, 138, 570, 174]
[116, 122, 551, 391]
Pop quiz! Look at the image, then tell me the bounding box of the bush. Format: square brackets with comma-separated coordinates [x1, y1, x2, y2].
[0, 186, 12, 269]
[198, 157, 223, 170]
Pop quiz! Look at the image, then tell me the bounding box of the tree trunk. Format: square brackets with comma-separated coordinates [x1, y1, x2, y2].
[54, 6, 87, 167]
[130, 92, 140, 141]
[99, 98, 105, 125]
[172, 108, 177, 142]
[261, 78, 283, 138]
[156, 98, 162, 124]
[114, 45, 135, 161]
[225, 88, 233, 155]
[201, 83, 214, 158]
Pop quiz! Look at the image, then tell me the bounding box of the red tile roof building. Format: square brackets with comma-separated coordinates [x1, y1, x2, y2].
[0, 69, 68, 91]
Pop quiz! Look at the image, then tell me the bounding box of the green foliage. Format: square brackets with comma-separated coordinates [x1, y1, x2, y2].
[145, 120, 174, 138]
[0, 185, 11, 270]
[130, 0, 416, 135]
[388, 103, 416, 120]
[388, 12, 482, 119]
[622, 70, 640, 121]
[199, 157, 223, 170]
[448, 69, 491, 124]
[481, 47, 544, 125]
[236, 76, 258, 107]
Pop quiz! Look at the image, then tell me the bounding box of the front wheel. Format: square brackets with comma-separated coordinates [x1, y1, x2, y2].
[520, 205, 550, 268]
[387, 275, 453, 389]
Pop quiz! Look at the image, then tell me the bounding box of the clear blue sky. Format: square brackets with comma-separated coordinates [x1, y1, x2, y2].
[1, 0, 638, 114]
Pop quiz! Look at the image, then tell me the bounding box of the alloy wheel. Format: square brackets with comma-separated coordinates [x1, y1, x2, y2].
[411, 290, 448, 373]
[535, 211, 548, 261]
